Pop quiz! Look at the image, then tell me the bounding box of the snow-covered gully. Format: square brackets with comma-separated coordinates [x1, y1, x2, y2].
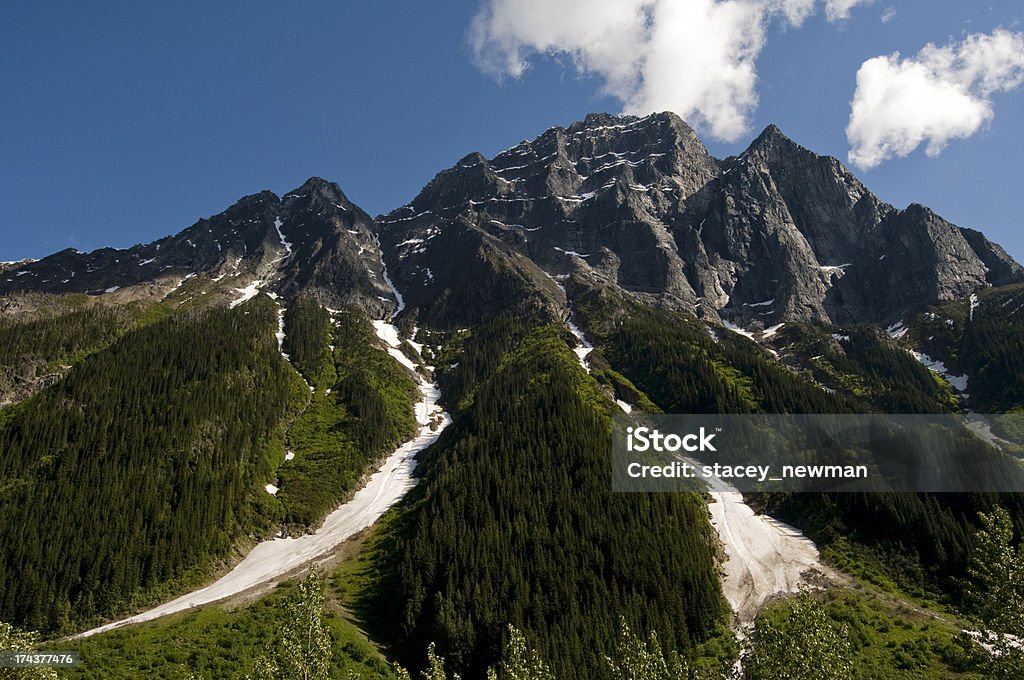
[76, 364, 449, 638]
[702, 473, 827, 626]
[676, 451, 831, 677]
[76, 265, 449, 639]
[621, 401, 828, 630]
[556, 292, 826, 627]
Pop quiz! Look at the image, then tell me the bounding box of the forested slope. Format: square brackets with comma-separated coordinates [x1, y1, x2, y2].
[360, 318, 731, 679]
[276, 296, 419, 530]
[0, 296, 306, 633]
[0, 282, 433, 636]
[572, 288, 1024, 603]
[0, 295, 166, 407]
[909, 283, 1024, 413]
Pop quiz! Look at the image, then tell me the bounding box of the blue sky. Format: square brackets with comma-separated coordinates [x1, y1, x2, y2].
[2, 1, 1022, 262]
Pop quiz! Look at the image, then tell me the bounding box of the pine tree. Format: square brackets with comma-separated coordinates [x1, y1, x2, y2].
[277, 569, 333, 680]
[960, 507, 1024, 679]
[422, 643, 457, 680]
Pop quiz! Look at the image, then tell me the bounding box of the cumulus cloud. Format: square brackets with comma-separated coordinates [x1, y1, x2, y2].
[824, 0, 873, 23]
[846, 30, 1024, 169]
[469, 0, 858, 143]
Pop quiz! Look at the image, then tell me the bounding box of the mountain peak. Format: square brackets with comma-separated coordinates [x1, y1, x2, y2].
[580, 112, 634, 128]
[3, 112, 1021, 329]
[744, 123, 804, 159]
[573, 110, 687, 135]
[287, 177, 349, 204]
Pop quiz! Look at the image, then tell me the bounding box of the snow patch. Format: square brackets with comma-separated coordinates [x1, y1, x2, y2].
[722, 320, 757, 342]
[406, 329, 425, 357]
[911, 350, 969, 395]
[274, 303, 287, 355]
[566, 318, 594, 373]
[372, 320, 417, 372]
[886, 321, 908, 340]
[819, 263, 852, 283]
[761, 323, 785, 340]
[553, 246, 591, 258]
[229, 280, 263, 308]
[374, 241, 405, 318]
[692, 466, 828, 625]
[963, 413, 1014, 450]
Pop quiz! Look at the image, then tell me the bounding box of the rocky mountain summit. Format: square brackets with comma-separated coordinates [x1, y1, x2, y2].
[378, 112, 1021, 328]
[0, 178, 396, 318]
[3, 113, 1020, 329]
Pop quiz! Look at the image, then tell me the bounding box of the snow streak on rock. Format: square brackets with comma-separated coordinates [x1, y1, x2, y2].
[565, 318, 593, 373]
[273, 217, 293, 259]
[539, 268, 593, 373]
[376, 238, 406, 318]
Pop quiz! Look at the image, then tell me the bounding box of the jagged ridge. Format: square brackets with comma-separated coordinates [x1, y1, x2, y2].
[3, 113, 1020, 330]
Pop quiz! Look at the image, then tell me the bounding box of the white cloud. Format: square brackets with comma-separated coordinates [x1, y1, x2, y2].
[880, 7, 895, 24]
[468, 0, 860, 143]
[824, 0, 873, 23]
[846, 30, 1024, 169]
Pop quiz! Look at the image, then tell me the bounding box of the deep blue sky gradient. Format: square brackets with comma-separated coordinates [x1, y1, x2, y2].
[2, 1, 1021, 261]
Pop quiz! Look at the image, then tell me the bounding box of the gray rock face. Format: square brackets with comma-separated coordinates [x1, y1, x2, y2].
[272, 178, 395, 317]
[376, 112, 722, 325]
[377, 112, 1022, 328]
[3, 113, 1019, 328]
[0, 177, 395, 317]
